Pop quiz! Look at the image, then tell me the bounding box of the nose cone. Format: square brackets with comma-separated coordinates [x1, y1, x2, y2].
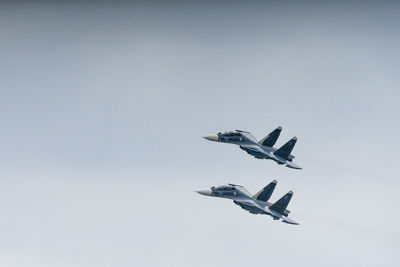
[203, 134, 219, 142]
[196, 189, 213, 196]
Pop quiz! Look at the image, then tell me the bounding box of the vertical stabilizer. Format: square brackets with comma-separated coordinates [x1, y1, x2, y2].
[274, 137, 297, 160]
[270, 191, 293, 214]
[258, 127, 282, 147]
[253, 180, 277, 202]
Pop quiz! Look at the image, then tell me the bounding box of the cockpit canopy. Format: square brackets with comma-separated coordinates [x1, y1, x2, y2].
[218, 131, 241, 137]
[212, 185, 235, 191]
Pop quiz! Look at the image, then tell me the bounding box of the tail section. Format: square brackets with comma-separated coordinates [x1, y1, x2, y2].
[253, 180, 277, 202]
[270, 191, 293, 214]
[258, 127, 282, 147]
[274, 137, 297, 160]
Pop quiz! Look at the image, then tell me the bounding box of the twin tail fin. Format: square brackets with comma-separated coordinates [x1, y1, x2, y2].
[258, 127, 282, 147]
[270, 191, 293, 214]
[253, 180, 277, 202]
[274, 137, 297, 160]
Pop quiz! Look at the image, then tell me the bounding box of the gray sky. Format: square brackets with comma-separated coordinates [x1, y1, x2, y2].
[0, 1, 399, 266]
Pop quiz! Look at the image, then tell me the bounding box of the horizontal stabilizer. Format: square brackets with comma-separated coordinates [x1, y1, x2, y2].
[270, 191, 293, 214]
[253, 180, 277, 202]
[258, 127, 282, 147]
[274, 137, 297, 160]
[282, 217, 299, 225]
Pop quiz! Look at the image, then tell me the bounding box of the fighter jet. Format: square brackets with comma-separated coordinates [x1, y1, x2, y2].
[203, 127, 302, 169]
[196, 180, 298, 225]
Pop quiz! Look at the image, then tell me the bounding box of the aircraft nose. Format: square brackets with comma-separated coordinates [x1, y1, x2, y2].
[203, 134, 219, 142]
[196, 189, 213, 196]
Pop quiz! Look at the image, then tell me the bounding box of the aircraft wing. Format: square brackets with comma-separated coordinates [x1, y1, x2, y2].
[233, 199, 268, 214]
[235, 199, 299, 225]
[239, 144, 271, 159]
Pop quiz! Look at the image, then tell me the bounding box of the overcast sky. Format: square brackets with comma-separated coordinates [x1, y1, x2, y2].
[0, 1, 399, 266]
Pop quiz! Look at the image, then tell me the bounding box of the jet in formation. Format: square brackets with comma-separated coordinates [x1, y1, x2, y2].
[197, 180, 298, 225]
[203, 127, 301, 169]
